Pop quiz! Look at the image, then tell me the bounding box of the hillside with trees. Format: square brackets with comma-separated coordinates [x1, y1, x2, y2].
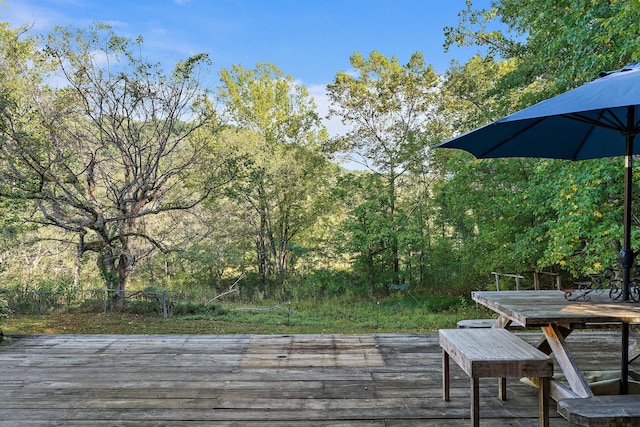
[1, 1, 640, 313]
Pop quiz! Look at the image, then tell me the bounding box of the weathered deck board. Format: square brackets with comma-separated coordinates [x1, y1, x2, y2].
[0, 331, 626, 426]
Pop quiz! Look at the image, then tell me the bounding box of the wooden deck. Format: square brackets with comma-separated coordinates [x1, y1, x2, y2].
[0, 331, 626, 426]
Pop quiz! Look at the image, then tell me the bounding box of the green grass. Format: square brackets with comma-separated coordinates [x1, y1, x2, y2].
[2, 294, 497, 335]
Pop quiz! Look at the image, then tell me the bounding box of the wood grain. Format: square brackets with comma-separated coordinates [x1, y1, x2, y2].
[0, 332, 625, 426]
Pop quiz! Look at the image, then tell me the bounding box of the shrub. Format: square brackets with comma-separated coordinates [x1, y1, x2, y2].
[122, 299, 159, 315]
[292, 269, 366, 300]
[0, 295, 10, 339]
[171, 301, 228, 317]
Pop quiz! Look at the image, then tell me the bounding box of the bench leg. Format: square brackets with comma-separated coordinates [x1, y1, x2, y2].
[539, 377, 549, 427]
[471, 376, 480, 427]
[498, 377, 507, 400]
[442, 349, 450, 401]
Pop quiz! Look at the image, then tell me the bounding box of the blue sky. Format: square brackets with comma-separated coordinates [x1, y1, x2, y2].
[1, 0, 492, 136]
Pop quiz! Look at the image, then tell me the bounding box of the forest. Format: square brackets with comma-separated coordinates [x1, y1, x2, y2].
[2, 1, 640, 314]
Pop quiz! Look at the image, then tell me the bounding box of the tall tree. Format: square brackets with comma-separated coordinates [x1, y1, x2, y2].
[439, 0, 640, 279]
[217, 63, 331, 294]
[327, 51, 439, 286]
[430, 56, 547, 286]
[0, 24, 229, 306]
[0, 22, 40, 277]
[445, 0, 640, 103]
[332, 172, 392, 294]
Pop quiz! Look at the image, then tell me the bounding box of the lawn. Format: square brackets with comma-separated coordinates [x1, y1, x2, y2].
[1, 295, 493, 335]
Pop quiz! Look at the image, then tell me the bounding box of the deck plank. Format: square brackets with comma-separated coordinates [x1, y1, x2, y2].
[0, 331, 628, 425]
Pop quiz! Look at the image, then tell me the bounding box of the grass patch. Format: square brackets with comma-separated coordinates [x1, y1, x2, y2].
[2, 295, 496, 335]
[171, 301, 228, 317]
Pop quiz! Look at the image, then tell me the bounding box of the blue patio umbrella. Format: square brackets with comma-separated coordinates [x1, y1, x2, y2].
[435, 62, 640, 394]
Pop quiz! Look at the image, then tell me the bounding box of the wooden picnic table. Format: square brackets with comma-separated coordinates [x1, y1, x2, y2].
[472, 290, 640, 401]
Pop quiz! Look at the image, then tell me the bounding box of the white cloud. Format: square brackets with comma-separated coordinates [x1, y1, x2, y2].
[2, 1, 107, 32]
[306, 83, 370, 171]
[306, 83, 349, 138]
[102, 20, 128, 30]
[3, 2, 60, 31]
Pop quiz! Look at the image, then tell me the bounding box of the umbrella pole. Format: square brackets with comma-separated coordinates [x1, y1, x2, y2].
[620, 144, 632, 394]
[622, 145, 633, 303]
[620, 109, 635, 394]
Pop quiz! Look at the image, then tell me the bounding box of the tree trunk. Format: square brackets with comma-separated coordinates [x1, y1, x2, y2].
[367, 253, 376, 296]
[73, 254, 80, 291]
[388, 172, 400, 285]
[257, 213, 269, 298]
[418, 204, 427, 287]
[98, 241, 133, 311]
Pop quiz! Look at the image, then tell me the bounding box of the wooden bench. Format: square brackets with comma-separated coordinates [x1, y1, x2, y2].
[439, 328, 553, 427]
[457, 319, 496, 328]
[557, 395, 640, 426]
[456, 318, 524, 329]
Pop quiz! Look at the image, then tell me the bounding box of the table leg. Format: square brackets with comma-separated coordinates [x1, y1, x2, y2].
[541, 324, 593, 398]
[535, 324, 571, 354]
[493, 314, 513, 329]
[622, 322, 629, 394]
[498, 377, 507, 400]
[442, 349, 450, 401]
[630, 328, 640, 363]
[470, 376, 480, 427]
[539, 376, 550, 427]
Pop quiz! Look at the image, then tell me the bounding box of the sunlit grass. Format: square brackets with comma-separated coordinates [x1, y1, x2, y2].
[2, 295, 496, 335]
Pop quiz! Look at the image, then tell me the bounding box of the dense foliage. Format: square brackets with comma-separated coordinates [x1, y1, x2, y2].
[435, 0, 640, 284]
[2, 1, 639, 311]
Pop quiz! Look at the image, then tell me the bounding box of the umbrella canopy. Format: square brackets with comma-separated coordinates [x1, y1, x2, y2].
[435, 62, 640, 394]
[437, 63, 640, 160]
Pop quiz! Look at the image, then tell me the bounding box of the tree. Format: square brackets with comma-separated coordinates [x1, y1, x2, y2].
[434, 153, 544, 281]
[0, 24, 229, 306]
[430, 56, 547, 287]
[438, 56, 517, 132]
[217, 63, 332, 295]
[332, 172, 393, 295]
[510, 159, 624, 277]
[0, 23, 41, 269]
[327, 51, 439, 286]
[445, 0, 640, 104]
[437, 0, 640, 279]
